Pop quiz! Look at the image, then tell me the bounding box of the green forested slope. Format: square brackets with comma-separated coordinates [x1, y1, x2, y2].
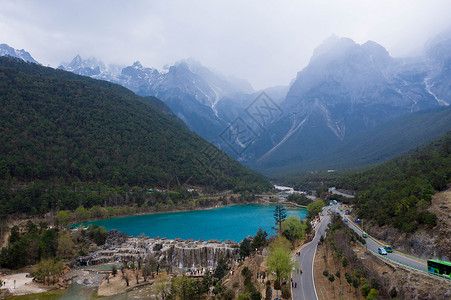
[0, 57, 270, 214]
[336, 131, 451, 232]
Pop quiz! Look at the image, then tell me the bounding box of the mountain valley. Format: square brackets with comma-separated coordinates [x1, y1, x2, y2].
[15, 31, 449, 177]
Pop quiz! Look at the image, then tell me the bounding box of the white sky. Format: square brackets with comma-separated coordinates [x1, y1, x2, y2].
[1, 0, 450, 89]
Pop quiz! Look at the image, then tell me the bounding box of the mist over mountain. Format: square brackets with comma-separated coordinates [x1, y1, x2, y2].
[424, 28, 451, 105]
[3, 30, 449, 176]
[246, 33, 450, 173]
[54, 32, 451, 174]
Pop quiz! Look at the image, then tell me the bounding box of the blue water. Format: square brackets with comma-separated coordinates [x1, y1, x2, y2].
[76, 204, 307, 242]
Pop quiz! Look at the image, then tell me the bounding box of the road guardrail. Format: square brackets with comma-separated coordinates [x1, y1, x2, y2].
[360, 242, 450, 282]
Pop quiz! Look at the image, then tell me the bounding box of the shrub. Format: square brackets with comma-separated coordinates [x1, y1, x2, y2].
[281, 286, 291, 299]
[342, 257, 349, 267]
[250, 291, 262, 300]
[223, 289, 235, 300]
[241, 266, 251, 277]
[361, 283, 371, 297]
[112, 265, 117, 277]
[417, 211, 438, 226]
[265, 284, 272, 300]
[366, 288, 380, 300]
[328, 274, 335, 283]
[237, 294, 250, 300]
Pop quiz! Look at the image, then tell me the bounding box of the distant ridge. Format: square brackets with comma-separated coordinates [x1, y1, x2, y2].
[0, 56, 271, 192]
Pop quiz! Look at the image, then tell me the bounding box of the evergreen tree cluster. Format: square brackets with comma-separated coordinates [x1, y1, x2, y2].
[337, 131, 450, 232]
[0, 57, 271, 215]
[0, 221, 107, 269]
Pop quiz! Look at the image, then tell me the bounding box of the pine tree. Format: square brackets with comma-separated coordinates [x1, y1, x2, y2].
[273, 204, 287, 235]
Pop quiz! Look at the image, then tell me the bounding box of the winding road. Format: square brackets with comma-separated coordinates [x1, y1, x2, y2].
[292, 204, 428, 300]
[292, 205, 335, 300]
[333, 206, 427, 271]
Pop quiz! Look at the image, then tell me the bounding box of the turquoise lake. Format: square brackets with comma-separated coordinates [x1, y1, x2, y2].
[76, 204, 307, 242]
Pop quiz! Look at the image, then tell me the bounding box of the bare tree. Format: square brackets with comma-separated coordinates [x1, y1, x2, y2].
[142, 264, 151, 281]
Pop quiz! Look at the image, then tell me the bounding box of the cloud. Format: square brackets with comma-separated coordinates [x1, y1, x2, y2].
[0, 0, 450, 89]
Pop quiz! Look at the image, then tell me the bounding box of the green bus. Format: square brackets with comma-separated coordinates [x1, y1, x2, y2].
[427, 259, 451, 278]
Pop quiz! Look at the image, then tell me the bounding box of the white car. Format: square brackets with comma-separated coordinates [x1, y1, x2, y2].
[378, 247, 387, 255]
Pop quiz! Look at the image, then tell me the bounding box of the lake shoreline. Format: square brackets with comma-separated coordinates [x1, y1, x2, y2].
[72, 201, 308, 242]
[70, 197, 275, 228]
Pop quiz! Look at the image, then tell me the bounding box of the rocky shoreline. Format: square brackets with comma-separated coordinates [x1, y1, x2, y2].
[77, 230, 240, 269]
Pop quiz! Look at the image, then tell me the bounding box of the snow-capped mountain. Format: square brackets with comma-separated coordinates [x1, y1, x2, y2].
[58, 55, 123, 78]
[0, 44, 38, 64]
[52, 31, 451, 173]
[424, 28, 451, 106]
[114, 58, 254, 109]
[245, 34, 449, 172]
[58, 55, 255, 144]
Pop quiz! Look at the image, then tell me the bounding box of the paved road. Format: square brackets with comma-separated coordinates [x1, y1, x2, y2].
[332, 207, 427, 271]
[328, 187, 355, 198]
[292, 206, 336, 300]
[292, 205, 428, 300]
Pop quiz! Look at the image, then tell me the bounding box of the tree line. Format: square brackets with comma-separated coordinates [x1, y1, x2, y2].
[0, 56, 272, 217]
[336, 131, 450, 232]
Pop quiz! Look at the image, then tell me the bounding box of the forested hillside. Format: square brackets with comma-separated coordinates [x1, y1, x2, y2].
[336, 131, 451, 232]
[0, 57, 271, 215]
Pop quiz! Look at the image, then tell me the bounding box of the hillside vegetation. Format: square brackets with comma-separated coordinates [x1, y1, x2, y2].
[336, 131, 451, 232]
[0, 57, 271, 215]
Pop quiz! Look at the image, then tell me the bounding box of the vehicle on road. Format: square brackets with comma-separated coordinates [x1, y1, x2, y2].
[344, 218, 348, 222]
[378, 247, 387, 255]
[362, 232, 368, 238]
[427, 259, 451, 278]
[384, 245, 393, 253]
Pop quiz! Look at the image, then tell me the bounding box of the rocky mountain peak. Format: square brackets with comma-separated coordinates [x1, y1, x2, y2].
[70, 54, 82, 66]
[58, 55, 107, 76]
[132, 61, 143, 69]
[0, 43, 39, 64]
[310, 35, 356, 64]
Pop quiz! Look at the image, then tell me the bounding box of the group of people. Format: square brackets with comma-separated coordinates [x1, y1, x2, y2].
[291, 278, 298, 288]
[185, 267, 207, 276]
[256, 271, 266, 286]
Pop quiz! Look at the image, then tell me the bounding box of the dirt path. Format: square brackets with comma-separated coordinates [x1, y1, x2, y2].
[0, 273, 47, 296]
